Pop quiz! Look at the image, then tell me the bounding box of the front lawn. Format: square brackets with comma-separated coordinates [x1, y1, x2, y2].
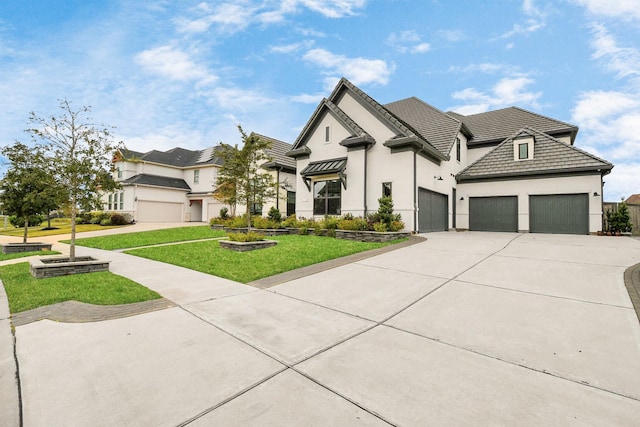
[125, 234, 403, 283]
[69, 226, 226, 250]
[0, 217, 122, 238]
[0, 263, 162, 313]
[0, 250, 60, 262]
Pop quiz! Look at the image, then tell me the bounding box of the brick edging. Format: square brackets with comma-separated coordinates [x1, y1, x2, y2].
[624, 262, 640, 325]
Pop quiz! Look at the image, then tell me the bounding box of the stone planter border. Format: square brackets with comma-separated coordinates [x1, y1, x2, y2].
[2, 242, 53, 254]
[219, 239, 278, 252]
[335, 229, 411, 243]
[29, 256, 110, 278]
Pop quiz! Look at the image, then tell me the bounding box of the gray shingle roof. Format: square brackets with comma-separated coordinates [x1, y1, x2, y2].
[121, 174, 191, 190]
[119, 146, 223, 168]
[457, 127, 612, 182]
[449, 107, 578, 146]
[385, 97, 467, 156]
[254, 133, 296, 171]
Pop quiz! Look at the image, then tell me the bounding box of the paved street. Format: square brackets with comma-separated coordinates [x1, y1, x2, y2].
[2, 229, 640, 425]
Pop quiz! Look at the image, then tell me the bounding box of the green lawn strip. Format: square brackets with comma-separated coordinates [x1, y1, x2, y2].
[0, 250, 60, 262]
[0, 223, 122, 238]
[125, 234, 402, 284]
[67, 226, 226, 250]
[0, 263, 162, 313]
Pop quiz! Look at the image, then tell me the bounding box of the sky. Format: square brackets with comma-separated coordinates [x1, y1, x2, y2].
[0, 0, 638, 201]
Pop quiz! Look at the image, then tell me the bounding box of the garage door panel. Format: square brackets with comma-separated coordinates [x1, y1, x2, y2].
[418, 188, 448, 233]
[529, 194, 588, 235]
[469, 196, 518, 232]
[138, 201, 183, 222]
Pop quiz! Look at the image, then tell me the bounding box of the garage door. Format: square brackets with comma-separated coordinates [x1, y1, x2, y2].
[469, 196, 518, 232]
[418, 188, 448, 232]
[137, 201, 183, 222]
[529, 194, 589, 235]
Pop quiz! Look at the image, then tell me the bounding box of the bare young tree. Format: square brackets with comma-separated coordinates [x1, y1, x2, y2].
[27, 99, 121, 260]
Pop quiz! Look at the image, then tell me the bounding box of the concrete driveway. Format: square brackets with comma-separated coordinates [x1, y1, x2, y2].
[5, 231, 640, 425]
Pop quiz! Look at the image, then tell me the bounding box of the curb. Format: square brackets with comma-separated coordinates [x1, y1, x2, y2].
[624, 262, 640, 325]
[0, 280, 21, 427]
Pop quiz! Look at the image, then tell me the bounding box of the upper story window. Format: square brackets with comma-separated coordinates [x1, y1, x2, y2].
[194, 169, 200, 184]
[518, 143, 528, 159]
[514, 135, 534, 161]
[456, 138, 461, 162]
[325, 126, 330, 143]
[117, 167, 122, 179]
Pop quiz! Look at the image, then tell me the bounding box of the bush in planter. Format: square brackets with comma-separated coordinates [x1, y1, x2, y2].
[373, 222, 388, 232]
[337, 216, 368, 231]
[227, 231, 265, 242]
[607, 202, 633, 233]
[228, 215, 249, 229]
[267, 206, 282, 223]
[389, 220, 405, 232]
[282, 214, 299, 228]
[252, 216, 281, 230]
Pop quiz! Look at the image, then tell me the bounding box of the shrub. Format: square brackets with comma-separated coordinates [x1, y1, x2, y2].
[337, 217, 368, 231]
[373, 222, 388, 232]
[389, 220, 405, 232]
[227, 231, 265, 242]
[267, 206, 282, 223]
[252, 216, 280, 229]
[282, 214, 299, 228]
[9, 214, 44, 228]
[100, 218, 112, 226]
[109, 213, 128, 225]
[219, 207, 230, 220]
[228, 215, 249, 228]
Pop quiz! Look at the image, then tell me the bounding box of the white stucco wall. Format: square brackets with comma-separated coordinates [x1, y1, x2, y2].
[456, 174, 604, 233]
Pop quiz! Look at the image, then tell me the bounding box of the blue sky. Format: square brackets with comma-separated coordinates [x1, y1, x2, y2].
[0, 0, 638, 201]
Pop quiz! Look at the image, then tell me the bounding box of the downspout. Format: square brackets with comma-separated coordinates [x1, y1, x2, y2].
[413, 150, 417, 233]
[276, 168, 280, 210]
[364, 147, 368, 216]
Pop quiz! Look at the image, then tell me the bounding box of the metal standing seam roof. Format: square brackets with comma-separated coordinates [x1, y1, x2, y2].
[300, 158, 348, 176]
[448, 107, 578, 146]
[456, 127, 613, 181]
[121, 173, 191, 190]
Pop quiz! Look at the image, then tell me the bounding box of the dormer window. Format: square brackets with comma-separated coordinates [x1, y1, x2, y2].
[514, 135, 534, 161]
[325, 126, 331, 143]
[518, 143, 528, 159]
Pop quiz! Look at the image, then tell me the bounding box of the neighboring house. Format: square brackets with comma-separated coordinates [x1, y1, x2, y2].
[625, 194, 640, 205]
[103, 134, 295, 222]
[286, 78, 613, 234]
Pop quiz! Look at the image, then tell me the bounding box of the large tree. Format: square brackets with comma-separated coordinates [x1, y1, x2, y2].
[214, 126, 276, 228]
[27, 99, 121, 260]
[0, 142, 62, 243]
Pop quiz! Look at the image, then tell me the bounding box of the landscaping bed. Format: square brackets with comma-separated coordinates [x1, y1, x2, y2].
[1, 242, 52, 254]
[29, 256, 110, 278]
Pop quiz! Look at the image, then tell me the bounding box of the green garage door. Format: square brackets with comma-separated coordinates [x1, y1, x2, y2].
[529, 194, 589, 235]
[469, 196, 518, 232]
[418, 188, 448, 232]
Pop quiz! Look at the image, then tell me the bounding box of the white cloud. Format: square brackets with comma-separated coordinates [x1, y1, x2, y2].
[449, 76, 542, 114]
[298, 0, 366, 18]
[270, 40, 315, 54]
[449, 63, 511, 74]
[571, 0, 640, 21]
[387, 30, 431, 54]
[437, 29, 465, 42]
[135, 45, 217, 84]
[589, 23, 640, 83]
[303, 48, 394, 89]
[289, 92, 324, 103]
[500, 0, 547, 38]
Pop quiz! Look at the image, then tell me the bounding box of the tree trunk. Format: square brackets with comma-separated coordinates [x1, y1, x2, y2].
[47, 212, 52, 229]
[246, 200, 252, 230]
[22, 216, 29, 244]
[70, 194, 77, 261]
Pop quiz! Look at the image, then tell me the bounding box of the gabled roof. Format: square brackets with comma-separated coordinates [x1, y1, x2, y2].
[626, 194, 640, 204]
[253, 133, 295, 172]
[449, 107, 578, 146]
[457, 127, 612, 182]
[385, 97, 472, 156]
[118, 146, 223, 168]
[121, 173, 191, 190]
[290, 78, 447, 162]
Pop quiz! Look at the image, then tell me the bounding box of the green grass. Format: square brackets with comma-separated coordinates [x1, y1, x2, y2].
[69, 226, 227, 250]
[0, 250, 60, 262]
[125, 234, 404, 283]
[0, 217, 122, 237]
[0, 263, 162, 313]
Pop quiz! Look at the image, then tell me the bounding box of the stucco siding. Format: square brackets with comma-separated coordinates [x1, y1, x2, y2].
[456, 174, 603, 233]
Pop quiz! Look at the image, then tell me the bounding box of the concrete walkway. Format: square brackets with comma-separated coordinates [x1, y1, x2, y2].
[3, 229, 640, 425]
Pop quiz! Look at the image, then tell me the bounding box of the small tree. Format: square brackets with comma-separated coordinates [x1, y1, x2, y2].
[214, 126, 276, 229]
[0, 142, 62, 242]
[610, 201, 633, 233]
[27, 99, 121, 260]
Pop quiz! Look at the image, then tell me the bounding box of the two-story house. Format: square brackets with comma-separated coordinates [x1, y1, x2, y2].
[103, 134, 295, 222]
[286, 78, 613, 234]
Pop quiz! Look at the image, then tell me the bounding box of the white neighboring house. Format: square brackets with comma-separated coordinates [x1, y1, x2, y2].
[286, 78, 613, 234]
[102, 134, 296, 222]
